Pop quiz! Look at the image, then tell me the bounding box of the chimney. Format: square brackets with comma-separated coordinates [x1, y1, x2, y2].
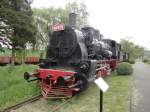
[69, 13, 77, 27]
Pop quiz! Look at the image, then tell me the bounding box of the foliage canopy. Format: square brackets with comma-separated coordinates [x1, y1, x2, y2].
[0, 0, 36, 49]
[120, 39, 144, 59]
[33, 1, 89, 50]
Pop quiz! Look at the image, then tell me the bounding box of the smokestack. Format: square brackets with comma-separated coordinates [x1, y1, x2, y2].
[69, 13, 77, 27]
[95, 30, 101, 40]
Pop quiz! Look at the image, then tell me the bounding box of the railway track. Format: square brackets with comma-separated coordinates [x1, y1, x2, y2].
[2, 95, 42, 112]
[50, 97, 74, 112]
[2, 95, 74, 112]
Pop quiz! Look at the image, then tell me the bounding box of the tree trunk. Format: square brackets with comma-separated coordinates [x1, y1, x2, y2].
[11, 46, 15, 65]
[32, 43, 36, 51]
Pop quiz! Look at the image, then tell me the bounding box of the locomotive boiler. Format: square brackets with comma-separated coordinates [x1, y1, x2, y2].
[24, 13, 122, 98]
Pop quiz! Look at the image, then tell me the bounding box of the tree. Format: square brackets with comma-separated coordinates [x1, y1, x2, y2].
[0, 0, 36, 64]
[33, 7, 70, 50]
[65, 2, 89, 28]
[120, 39, 144, 59]
[33, 1, 89, 50]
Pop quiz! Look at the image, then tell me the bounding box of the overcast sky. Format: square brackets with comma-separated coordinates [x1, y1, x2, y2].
[31, 0, 150, 49]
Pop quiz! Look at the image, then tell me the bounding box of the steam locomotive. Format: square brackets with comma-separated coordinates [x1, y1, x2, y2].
[24, 13, 128, 98]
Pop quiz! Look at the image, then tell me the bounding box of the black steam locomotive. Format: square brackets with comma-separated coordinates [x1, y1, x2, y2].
[24, 13, 128, 98]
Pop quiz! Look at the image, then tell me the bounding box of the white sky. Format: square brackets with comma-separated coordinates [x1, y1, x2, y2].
[31, 0, 150, 49]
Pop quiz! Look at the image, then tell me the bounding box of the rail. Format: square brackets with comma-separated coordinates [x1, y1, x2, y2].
[2, 95, 42, 112]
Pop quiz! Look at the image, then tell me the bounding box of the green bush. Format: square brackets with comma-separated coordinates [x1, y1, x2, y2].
[123, 59, 129, 62]
[116, 62, 133, 75]
[143, 59, 149, 63]
[123, 59, 135, 64]
[128, 60, 135, 64]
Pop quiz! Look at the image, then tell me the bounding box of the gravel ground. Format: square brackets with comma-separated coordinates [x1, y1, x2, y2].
[10, 98, 65, 112]
[132, 62, 150, 112]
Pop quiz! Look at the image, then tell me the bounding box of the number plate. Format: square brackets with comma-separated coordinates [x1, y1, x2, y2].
[52, 23, 65, 31]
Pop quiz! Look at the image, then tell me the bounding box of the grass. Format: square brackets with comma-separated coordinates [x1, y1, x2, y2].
[0, 65, 40, 110]
[56, 73, 132, 112]
[15, 72, 132, 112]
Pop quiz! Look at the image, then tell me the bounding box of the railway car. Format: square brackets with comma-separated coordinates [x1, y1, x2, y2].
[0, 56, 39, 65]
[25, 56, 40, 64]
[0, 56, 11, 65]
[24, 13, 127, 99]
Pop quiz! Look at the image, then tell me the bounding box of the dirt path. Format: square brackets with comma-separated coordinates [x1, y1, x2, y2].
[132, 62, 150, 112]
